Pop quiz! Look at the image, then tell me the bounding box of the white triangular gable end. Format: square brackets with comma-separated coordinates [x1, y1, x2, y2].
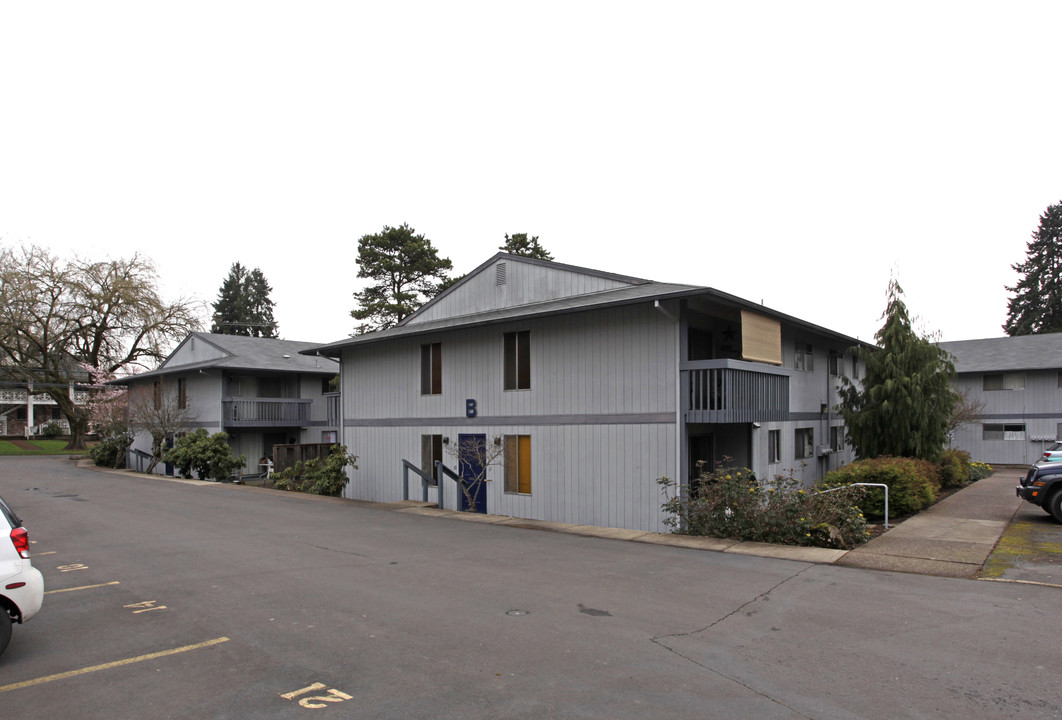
[161, 334, 231, 369]
[405, 254, 648, 325]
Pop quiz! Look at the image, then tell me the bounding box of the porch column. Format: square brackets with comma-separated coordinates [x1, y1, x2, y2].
[26, 382, 34, 437]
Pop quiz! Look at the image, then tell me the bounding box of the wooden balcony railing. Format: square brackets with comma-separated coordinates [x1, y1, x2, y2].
[222, 398, 312, 428]
[681, 359, 790, 423]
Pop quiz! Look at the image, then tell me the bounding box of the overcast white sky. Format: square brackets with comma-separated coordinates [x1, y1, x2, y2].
[2, 2, 1060, 350]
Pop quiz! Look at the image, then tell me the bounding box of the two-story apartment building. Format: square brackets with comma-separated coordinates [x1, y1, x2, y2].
[939, 334, 1062, 465]
[115, 333, 340, 475]
[312, 254, 865, 533]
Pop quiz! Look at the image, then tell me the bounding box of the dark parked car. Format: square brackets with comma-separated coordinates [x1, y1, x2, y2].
[1016, 462, 1062, 522]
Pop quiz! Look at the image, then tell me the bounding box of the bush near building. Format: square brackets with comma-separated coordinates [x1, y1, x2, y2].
[659, 465, 869, 549]
[822, 457, 940, 519]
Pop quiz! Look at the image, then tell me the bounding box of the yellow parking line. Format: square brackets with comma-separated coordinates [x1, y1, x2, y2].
[33, 551, 57, 556]
[44, 581, 120, 595]
[0, 637, 231, 693]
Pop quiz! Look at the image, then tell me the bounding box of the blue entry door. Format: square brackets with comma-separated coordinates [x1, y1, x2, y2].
[457, 433, 487, 513]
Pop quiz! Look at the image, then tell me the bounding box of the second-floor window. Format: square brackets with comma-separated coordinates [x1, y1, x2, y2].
[421, 342, 442, 395]
[794, 342, 814, 372]
[768, 429, 781, 464]
[983, 373, 1024, 391]
[177, 378, 187, 409]
[504, 330, 531, 391]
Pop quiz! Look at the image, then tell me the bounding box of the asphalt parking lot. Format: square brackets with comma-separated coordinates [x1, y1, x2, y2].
[2, 456, 1061, 720]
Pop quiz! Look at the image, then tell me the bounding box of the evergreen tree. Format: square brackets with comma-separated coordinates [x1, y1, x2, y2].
[1004, 202, 1062, 336]
[837, 279, 958, 461]
[351, 224, 452, 333]
[499, 233, 554, 261]
[211, 262, 278, 337]
[245, 268, 278, 338]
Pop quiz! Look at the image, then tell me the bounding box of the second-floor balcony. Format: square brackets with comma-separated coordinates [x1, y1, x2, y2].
[222, 397, 312, 428]
[682, 359, 790, 424]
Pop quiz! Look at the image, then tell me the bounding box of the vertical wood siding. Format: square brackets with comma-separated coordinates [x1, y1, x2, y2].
[949, 371, 1062, 465]
[408, 261, 637, 325]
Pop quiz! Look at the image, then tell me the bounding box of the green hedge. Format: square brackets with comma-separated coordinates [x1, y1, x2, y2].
[822, 457, 939, 519]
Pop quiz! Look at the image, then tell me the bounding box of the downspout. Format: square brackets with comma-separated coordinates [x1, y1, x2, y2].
[655, 300, 683, 529]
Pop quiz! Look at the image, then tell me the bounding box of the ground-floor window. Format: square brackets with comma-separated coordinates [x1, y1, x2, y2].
[767, 429, 781, 464]
[983, 423, 1026, 441]
[422, 434, 443, 481]
[830, 425, 845, 452]
[504, 435, 531, 494]
[795, 427, 814, 459]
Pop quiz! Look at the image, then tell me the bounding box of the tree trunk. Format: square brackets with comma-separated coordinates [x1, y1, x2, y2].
[48, 389, 88, 450]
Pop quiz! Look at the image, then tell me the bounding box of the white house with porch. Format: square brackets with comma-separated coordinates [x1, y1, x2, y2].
[311, 253, 867, 533]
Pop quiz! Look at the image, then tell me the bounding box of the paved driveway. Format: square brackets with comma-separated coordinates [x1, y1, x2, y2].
[1, 457, 1059, 719]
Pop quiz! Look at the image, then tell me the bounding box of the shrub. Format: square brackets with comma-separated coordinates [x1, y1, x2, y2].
[822, 457, 939, 519]
[938, 448, 972, 489]
[90, 434, 131, 469]
[42, 421, 63, 437]
[659, 463, 869, 549]
[273, 444, 357, 496]
[968, 461, 993, 481]
[162, 429, 246, 481]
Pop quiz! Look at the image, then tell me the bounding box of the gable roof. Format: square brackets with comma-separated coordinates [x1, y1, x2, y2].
[938, 334, 1062, 373]
[310, 255, 867, 357]
[111, 332, 337, 384]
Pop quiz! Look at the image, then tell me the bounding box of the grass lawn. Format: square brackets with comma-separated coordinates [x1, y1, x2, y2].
[0, 439, 87, 455]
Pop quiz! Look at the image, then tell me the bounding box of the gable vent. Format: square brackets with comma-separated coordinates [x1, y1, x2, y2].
[495, 262, 507, 286]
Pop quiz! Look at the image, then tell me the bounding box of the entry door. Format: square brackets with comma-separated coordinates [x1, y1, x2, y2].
[457, 433, 487, 513]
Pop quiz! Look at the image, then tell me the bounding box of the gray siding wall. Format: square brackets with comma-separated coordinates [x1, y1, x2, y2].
[950, 370, 1061, 465]
[163, 336, 227, 368]
[341, 303, 680, 531]
[408, 261, 636, 325]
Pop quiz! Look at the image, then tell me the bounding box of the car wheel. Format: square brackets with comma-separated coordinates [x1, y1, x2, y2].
[1048, 490, 1062, 524]
[0, 612, 11, 657]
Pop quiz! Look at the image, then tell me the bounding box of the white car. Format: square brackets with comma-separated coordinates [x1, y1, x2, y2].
[0, 496, 44, 657]
[1040, 441, 1062, 463]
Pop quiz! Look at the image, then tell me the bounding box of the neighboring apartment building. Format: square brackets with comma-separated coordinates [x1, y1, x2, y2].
[940, 334, 1062, 465]
[115, 333, 339, 475]
[311, 254, 865, 533]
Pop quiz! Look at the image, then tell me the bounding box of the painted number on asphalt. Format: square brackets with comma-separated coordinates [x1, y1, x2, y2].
[57, 563, 88, 572]
[124, 600, 167, 614]
[281, 683, 353, 709]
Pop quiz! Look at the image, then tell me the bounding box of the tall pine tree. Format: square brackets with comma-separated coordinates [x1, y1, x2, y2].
[837, 279, 957, 461]
[245, 268, 278, 338]
[1004, 202, 1062, 336]
[211, 262, 278, 337]
[351, 224, 452, 333]
[499, 233, 554, 261]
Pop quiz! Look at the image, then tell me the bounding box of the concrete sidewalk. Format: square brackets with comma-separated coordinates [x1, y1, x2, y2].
[836, 468, 1024, 578]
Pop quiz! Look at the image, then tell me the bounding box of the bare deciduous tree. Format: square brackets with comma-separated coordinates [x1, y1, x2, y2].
[126, 381, 195, 474]
[447, 435, 505, 513]
[0, 244, 202, 448]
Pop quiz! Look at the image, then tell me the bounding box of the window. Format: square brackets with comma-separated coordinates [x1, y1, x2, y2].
[983, 423, 1026, 440]
[768, 429, 781, 464]
[830, 425, 845, 452]
[504, 435, 531, 494]
[829, 353, 841, 377]
[851, 355, 858, 379]
[177, 378, 187, 409]
[795, 427, 814, 459]
[794, 342, 814, 372]
[420, 342, 441, 395]
[422, 434, 443, 482]
[983, 373, 1024, 391]
[504, 331, 531, 391]
[153, 380, 162, 410]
